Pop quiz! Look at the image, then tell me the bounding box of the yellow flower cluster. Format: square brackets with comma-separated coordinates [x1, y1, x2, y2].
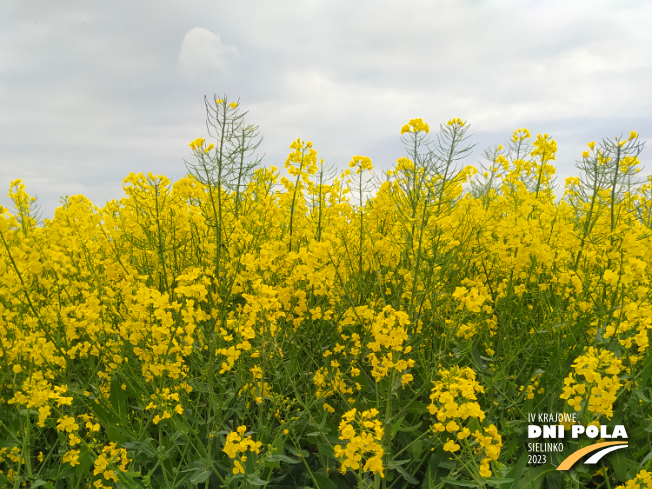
[401, 118, 430, 134]
[604, 300, 652, 352]
[9, 373, 72, 427]
[512, 128, 531, 142]
[531, 133, 558, 162]
[62, 449, 80, 467]
[145, 386, 185, 424]
[451, 286, 488, 313]
[447, 117, 465, 126]
[620, 155, 641, 174]
[0, 447, 24, 465]
[519, 373, 544, 400]
[239, 364, 273, 405]
[313, 304, 414, 399]
[285, 138, 318, 179]
[395, 156, 415, 172]
[79, 412, 101, 433]
[348, 155, 373, 173]
[560, 347, 623, 418]
[428, 366, 486, 424]
[91, 443, 131, 488]
[428, 366, 501, 478]
[0, 447, 25, 482]
[365, 306, 414, 383]
[223, 425, 263, 459]
[616, 469, 652, 489]
[188, 137, 205, 150]
[223, 425, 263, 475]
[334, 408, 385, 478]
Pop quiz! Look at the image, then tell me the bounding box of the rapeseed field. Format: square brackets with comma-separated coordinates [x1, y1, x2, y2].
[1, 96, 650, 488]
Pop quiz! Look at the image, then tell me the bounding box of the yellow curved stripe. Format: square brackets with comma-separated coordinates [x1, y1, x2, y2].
[557, 441, 627, 471]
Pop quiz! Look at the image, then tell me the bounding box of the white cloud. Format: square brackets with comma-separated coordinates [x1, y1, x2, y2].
[178, 27, 237, 78]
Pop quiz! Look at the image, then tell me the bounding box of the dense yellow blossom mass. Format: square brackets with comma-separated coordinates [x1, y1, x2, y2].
[0, 100, 649, 488]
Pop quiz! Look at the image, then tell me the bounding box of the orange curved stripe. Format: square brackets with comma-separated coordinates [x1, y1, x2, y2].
[557, 441, 627, 470]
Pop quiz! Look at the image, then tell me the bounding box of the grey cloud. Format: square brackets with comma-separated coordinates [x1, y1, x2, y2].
[0, 0, 650, 217]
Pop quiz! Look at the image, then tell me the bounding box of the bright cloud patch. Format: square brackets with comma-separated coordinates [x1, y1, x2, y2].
[178, 27, 237, 77]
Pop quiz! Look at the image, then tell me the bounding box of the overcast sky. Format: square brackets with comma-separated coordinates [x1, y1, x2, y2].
[1, 0, 651, 218]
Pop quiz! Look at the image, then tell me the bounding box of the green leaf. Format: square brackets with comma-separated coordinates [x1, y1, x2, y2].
[51, 462, 76, 480]
[90, 400, 118, 425]
[388, 458, 410, 466]
[639, 450, 652, 469]
[171, 430, 188, 443]
[170, 469, 200, 488]
[391, 416, 406, 440]
[392, 463, 419, 484]
[74, 444, 94, 477]
[399, 422, 424, 434]
[472, 346, 486, 370]
[486, 479, 515, 487]
[611, 449, 637, 482]
[331, 474, 352, 489]
[106, 424, 135, 444]
[29, 481, 48, 488]
[116, 471, 147, 489]
[404, 401, 429, 414]
[500, 452, 528, 489]
[422, 465, 435, 489]
[189, 470, 212, 484]
[313, 473, 338, 489]
[121, 438, 157, 459]
[634, 388, 650, 403]
[157, 444, 179, 461]
[636, 348, 652, 386]
[630, 426, 650, 441]
[428, 449, 446, 473]
[172, 415, 193, 436]
[544, 471, 562, 489]
[246, 473, 270, 486]
[110, 376, 128, 426]
[317, 441, 335, 459]
[267, 454, 301, 464]
[410, 438, 424, 460]
[439, 477, 482, 487]
[516, 464, 556, 489]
